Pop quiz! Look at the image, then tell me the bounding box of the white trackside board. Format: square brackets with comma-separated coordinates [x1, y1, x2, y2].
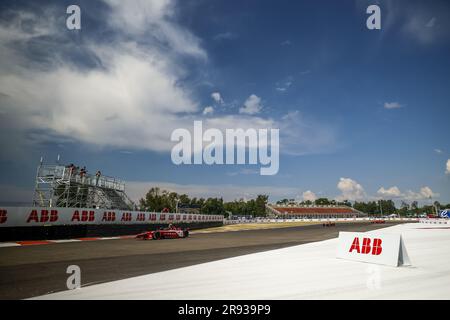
[336, 232, 411, 267]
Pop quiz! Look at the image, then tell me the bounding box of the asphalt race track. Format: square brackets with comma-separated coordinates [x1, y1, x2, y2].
[0, 222, 405, 299]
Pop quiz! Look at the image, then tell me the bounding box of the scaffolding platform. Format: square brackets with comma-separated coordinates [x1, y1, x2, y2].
[32, 163, 135, 210]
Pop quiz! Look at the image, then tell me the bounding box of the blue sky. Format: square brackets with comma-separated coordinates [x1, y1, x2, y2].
[0, 0, 449, 205]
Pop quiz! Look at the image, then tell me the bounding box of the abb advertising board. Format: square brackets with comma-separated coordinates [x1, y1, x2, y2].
[336, 232, 411, 267]
[0, 207, 224, 227]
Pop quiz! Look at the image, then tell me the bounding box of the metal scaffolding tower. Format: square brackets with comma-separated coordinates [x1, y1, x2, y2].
[32, 161, 135, 210]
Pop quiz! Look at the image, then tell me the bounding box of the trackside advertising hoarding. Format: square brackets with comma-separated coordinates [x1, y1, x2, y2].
[336, 232, 411, 267]
[0, 207, 224, 227]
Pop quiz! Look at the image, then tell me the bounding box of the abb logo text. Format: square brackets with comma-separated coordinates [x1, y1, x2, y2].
[71, 210, 95, 222]
[27, 209, 58, 223]
[349, 237, 383, 255]
[102, 212, 116, 222]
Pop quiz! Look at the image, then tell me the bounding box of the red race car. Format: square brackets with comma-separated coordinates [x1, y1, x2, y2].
[136, 225, 189, 240]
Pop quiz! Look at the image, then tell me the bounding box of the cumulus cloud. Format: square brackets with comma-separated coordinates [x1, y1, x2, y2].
[0, 1, 206, 153]
[0, 0, 339, 159]
[302, 190, 317, 202]
[377, 185, 439, 201]
[239, 94, 262, 115]
[211, 92, 224, 104]
[446, 159, 450, 174]
[377, 186, 402, 198]
[336, 178, 366, 201]
[404, 186, 439, 200]
[105, 0, 206, 58]
[202, 106, 214, 115]
[384, 102, 403, 109]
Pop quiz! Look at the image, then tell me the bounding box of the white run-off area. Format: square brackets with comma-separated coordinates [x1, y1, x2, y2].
[34, 223, 450, 300]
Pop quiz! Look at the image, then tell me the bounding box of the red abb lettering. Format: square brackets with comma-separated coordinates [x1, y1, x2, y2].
[73, 210, 94, 222]
[372, 238, 383, 255]
[50, 210, 58, 222]
[349, 237, 383, 255]
[361, 238, 371, 254]
[121, 212, 132, 221]
[72, 210, 81, 221]
[0, 210, 7, 224]
[40, 210, 49, 222]
[160, 214, 166, 221]
[27, 210, 39, 223]
[136, 213, 145, 222]
[349, 237, 360, 253]
[102, 211, 116, 221]
[149, 214, 157, 221]
[26, 209, 58, 223]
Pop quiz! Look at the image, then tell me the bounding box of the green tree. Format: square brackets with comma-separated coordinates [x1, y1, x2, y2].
[315, 198, 331, 205]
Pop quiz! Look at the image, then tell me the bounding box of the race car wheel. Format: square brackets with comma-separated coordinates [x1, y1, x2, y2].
[153, 232, 161, 240]
[183, 230, 189, 238]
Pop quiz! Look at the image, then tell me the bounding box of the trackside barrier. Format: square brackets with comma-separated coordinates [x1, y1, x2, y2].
[336, 232, 411, 267]
[224, 217, 419, 225]
[0, 207, 224, 228]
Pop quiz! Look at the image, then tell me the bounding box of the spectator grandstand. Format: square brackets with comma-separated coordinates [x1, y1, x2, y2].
[266, 204, 367, 219]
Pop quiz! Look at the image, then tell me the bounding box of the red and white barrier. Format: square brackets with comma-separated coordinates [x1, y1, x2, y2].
[0, 207, 224, 228]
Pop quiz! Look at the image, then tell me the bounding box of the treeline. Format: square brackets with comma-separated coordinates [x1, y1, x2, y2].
[354, 200, 450, 216]
[139, 188, 450, 217]
[139, 187, 268, 217]
[277, 197, 450, 216]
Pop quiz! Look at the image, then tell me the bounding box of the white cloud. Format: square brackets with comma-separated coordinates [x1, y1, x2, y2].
[377, 185, 440, 201]
[0, 1, 205, 153]
[446, 159, 450, 175]
[202, 106, 214, 115]
[302, 190, 317, 202]
[426, 17, 437, 28]
[336, 178, 366, 201]
[377, 186, 402, 198]
[400, 4, 450, 46]
[239, 94, 262, 115]
[384, 102, 403, 109]
[434, 149, 443, 154]
[104, 0, 206, 58]
[404, 186, 439, 201]
[211, 92, 224, 104]
[0, 1, 339, 158]
[213, 32, 237, 41]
